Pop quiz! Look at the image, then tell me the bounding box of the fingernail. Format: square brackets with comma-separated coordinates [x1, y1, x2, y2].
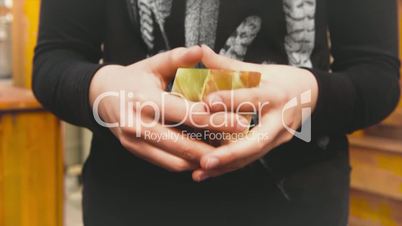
[204, 157, 220, 170]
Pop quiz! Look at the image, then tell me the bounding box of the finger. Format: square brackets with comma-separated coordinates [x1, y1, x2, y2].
[192, 167, 234, 182]
[193, 153, 259, 181]
[120, 135, 198, 172]
[147, 46, 203, 80]
[193, 126, 291, 181]
[201, 44, 257, 71]
[121, 120, 215, 162]
[193, 141, 264, 181]
[199, 111, 284, 170]
[142, 125, 213, 161]
[147, 92, 250, 133]
[206, 88, 270, 113]
[193, 155, 254, 181]
[204, 112, 251, 133]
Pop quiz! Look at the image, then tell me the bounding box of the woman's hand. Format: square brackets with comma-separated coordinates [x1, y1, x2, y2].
[89, 46, 248, 172]
[193, 45, 319, 181]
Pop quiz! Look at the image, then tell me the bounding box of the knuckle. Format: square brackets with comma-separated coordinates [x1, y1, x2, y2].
[179, 146, 197, 161]
[183, 151, 197, 161]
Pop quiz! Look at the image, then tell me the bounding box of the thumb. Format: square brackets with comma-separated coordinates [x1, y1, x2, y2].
[201, 44, 256, 71]
[146, 46, 203, 80]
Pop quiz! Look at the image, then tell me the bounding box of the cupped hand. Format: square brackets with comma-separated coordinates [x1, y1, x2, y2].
[89, 46, 248, 172]
[193, 45, 319, 181]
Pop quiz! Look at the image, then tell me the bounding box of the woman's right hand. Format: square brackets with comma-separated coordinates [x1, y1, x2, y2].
[89, 46, 248, 172]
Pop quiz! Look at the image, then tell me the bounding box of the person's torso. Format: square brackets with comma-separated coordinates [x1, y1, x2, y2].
[83, 1, 351, 225]
[102, 0, 331, 70]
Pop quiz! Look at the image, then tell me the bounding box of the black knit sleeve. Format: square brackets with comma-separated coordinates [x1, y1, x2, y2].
[32, 0, 105, 130]
[310, 0, 400, 135]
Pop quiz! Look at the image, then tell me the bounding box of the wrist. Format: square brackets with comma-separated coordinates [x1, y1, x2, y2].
[89, 65, 124, 107]
[262, 65, 318, 111]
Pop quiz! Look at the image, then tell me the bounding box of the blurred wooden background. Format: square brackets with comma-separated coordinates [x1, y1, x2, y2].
[0, 0, 63, 226]
[0, 86, 63, 226]
[347, 2, 402, 226]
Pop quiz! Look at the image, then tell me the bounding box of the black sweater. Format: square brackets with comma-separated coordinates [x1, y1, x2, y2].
[33, 0, 400, 225]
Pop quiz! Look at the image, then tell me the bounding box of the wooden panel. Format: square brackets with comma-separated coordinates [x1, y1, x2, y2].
[0, 84, 63, 226]
[0, 143, 3, 226]
[382, 109, 402, 128]
[350, 147, 402, 201]
[0, 85, 41, 111]
[0, 112, 63, 226]
[349, 189, 402, 226]
[349, 136, 402, 226]
[11, 0, 41, 88]
[349, 136, 402, 155]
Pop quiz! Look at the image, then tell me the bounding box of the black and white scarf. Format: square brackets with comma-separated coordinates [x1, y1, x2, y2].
[126, 0, 316, 67]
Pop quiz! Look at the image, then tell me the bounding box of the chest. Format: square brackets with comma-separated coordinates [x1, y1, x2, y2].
[103, 0, 328, 67]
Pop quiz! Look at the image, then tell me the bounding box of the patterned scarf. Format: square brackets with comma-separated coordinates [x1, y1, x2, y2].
[126, 0, 316, 67]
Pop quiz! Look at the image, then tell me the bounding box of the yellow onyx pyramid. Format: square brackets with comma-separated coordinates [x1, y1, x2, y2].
[172, 68, 261, 145]
[172, 68, 261, 102]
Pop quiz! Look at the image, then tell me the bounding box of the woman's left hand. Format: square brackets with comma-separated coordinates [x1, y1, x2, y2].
[193, 45, 319, 182]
